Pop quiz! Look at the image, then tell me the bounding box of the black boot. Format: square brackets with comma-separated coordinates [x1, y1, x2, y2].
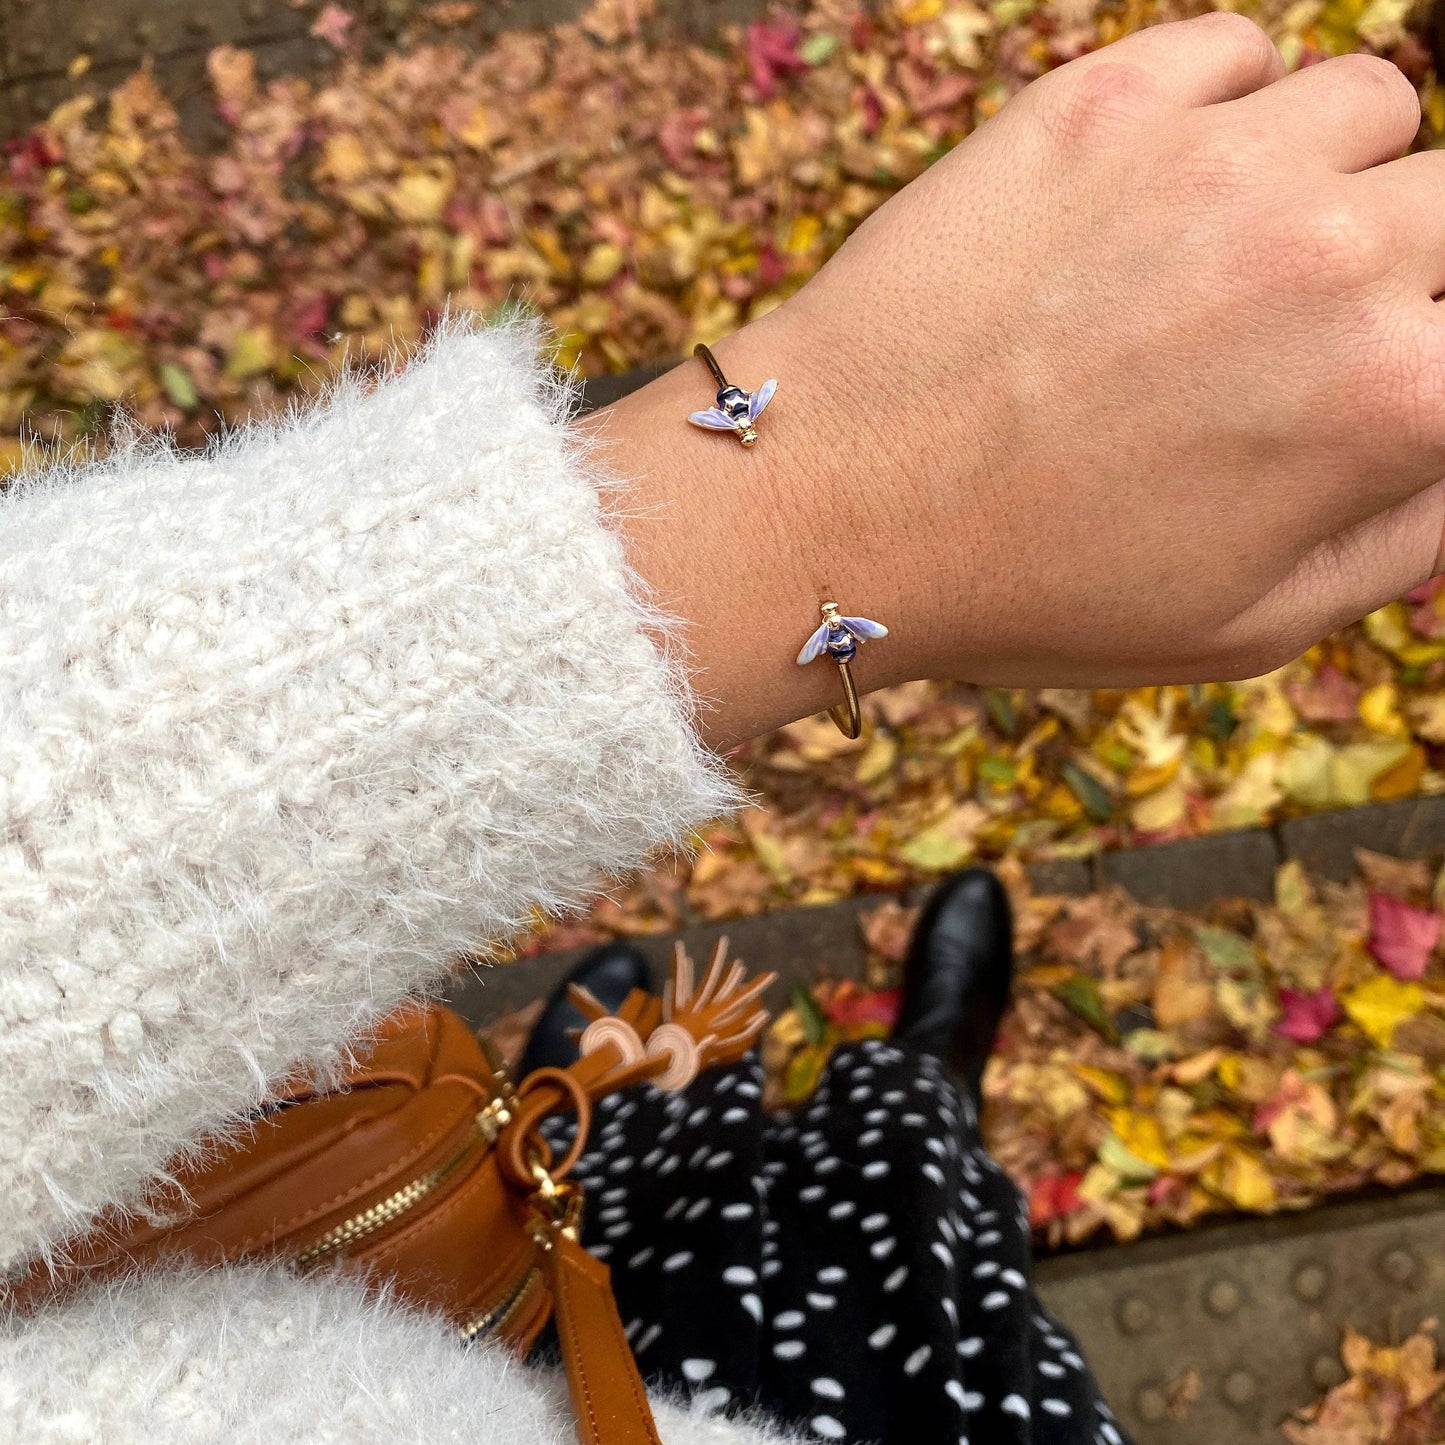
[893, 867, 1014, 1104]
[518, 942, 653, 1077]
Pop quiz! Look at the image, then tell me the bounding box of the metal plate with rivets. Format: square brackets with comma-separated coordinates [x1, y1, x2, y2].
[1035, 1188, 1445, 1444]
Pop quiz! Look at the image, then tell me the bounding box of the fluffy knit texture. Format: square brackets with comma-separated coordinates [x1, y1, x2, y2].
[0, 319, 741, 1270]
[0, 319, 787, 1444]
[0, 1267, 802, 1445]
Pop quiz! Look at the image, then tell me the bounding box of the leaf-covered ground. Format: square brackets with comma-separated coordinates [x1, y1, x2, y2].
[1285, 1322, 1445, 1444]
[757, 850, 1445, 1247]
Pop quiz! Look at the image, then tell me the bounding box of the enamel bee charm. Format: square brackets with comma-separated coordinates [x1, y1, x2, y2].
[687, 343, 777, 448]
[796, 602, 889, 739]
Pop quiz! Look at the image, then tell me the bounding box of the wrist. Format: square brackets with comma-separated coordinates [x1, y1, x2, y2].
[588, 303, 927, 750]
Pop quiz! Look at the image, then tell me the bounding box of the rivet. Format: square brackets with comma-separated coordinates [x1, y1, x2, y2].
[1381, 1247, 1418, 1286]
[1136, 1387, 1168, 1423]
[1312, 1353, 1346, 1390]
[1205, 1278, 1242, 1317]
[1293, 1263, 1329, 1302]
[20, 40, 44, 61]
[1223, 1369, 1258, 1407]
[243, 0, 267, 20]
[1116, 1295, 1154, 1335]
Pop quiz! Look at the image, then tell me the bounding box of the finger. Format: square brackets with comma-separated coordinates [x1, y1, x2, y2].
[1355, 150, 1445, 295]
[1262, 479, 1445, 649]
[1219, 53, 1421, 173]
[1061, 13, 1285, 108]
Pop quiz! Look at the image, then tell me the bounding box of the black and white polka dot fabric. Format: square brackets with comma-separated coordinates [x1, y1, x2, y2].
[540, 1039, 1129, 1445]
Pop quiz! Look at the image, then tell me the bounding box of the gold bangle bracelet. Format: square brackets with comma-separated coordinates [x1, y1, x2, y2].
[795, 602, 889, 740]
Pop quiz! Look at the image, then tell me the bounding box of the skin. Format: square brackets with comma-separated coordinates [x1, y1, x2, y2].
[590, 14, 1445, 751]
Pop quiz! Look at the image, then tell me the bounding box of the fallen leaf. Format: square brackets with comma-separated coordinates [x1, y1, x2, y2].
[1368, 892, 1442, 980]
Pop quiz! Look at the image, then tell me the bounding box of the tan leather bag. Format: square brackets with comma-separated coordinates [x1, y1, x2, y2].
[2, 943, 772, 1445]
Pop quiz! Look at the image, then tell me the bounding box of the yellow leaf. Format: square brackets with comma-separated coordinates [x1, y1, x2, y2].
[390, 161, 455, 224]
[1358, 681, 1408, 738]
[456, 103, 493, 150]
[898, 804, 985, 872]
[1216, 976, 1278, 1046]
[784, 214, 822, 255]
[1365, 602, 1445, 667]
[748, 829, 791, 885]
[1108, 1108, 1171, 1170]
[1072, 1064, 1130, 1105]
[225, 325, 276, 380]
[1371, 744, 1426, 802]
[854, 731, 898, 785]
[1343, 975, 1426, 1048]
[784, 1042, 831, 1103]
[317, 133, 370, 186]
[580, 243, 625, 287]
[1209, 753, 1283, 831]
[1203, 1145, 1277, 1212]
[1130, 777, 1187, 832]
[1408, 693, 1445, 745]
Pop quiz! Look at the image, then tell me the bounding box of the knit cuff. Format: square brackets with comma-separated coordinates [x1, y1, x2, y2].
[0, 319, 744, 1268]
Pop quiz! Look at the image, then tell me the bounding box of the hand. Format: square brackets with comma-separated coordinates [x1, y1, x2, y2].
[597, 15, 1445, 748]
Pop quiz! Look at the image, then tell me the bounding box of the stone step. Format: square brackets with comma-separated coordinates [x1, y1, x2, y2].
[1035, 1186, 1445, 1444]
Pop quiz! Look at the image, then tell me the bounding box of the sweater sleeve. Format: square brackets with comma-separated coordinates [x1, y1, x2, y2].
[0, 320, 745, 1270]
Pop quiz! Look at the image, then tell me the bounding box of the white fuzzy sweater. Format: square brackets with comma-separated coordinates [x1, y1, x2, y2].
[0, 323, 796, 1444]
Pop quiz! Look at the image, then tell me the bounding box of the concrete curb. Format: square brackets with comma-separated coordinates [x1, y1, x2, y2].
[0, 0, 770, 139]
[445, 794, 1445, 1030]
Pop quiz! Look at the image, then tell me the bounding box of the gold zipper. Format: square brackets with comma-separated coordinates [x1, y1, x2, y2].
[457, 1263, 543, 1345]
[295, 1090, 516, 1265]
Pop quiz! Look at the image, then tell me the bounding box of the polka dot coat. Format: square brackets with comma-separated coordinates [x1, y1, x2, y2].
[541, 1040, 1130, 1445]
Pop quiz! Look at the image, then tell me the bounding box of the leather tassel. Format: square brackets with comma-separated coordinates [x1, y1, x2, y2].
[541, 1229, 663, 1445]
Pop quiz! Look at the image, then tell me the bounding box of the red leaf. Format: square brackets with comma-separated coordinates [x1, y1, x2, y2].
[745, 19, 807, 100]
[1029, 1170, 1084, 1227]
[1287, 663, 1360, 724]
[823, 985, 900, 1029]
[657, 107, 707, 169]
[310, 3, 355, 51]
[1368, 892, 1442, 981]
[1274, 986, 1340, 1044]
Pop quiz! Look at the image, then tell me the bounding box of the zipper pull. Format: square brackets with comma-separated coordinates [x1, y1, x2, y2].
[524, 1155, 661, 1445]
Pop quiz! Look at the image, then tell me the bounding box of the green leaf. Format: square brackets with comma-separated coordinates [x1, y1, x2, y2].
[1204, 699, 1239, 742]
[977, 754, 1017, 788]
[1061, 760, 1113, 823]
[800, 31, 838, 64]
[1195, 925, 1259, 975]
[158, 362, 199, 411]
[1053, 975, 1120, 1044]
[983, 687, 1017, 739]
[1098, 1131, 1160, 1184]
[793, 983, 827, 1046]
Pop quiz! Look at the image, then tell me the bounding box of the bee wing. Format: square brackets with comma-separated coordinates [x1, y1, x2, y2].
[688, 408, 736, 431]
[840, 616, 889, 641]
[747, 378, 778, 423]
[795, 621, 831, 666]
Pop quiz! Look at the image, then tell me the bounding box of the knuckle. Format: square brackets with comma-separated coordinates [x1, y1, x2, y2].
[1194, 11, 1278, 71]
[1259, 196, 1388, 292]
[1331, 51, 1421, 133]
[1037, 59, 1164, 146]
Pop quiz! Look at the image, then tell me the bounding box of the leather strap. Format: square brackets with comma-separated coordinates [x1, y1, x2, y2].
[542, 1231, 663, 1445]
